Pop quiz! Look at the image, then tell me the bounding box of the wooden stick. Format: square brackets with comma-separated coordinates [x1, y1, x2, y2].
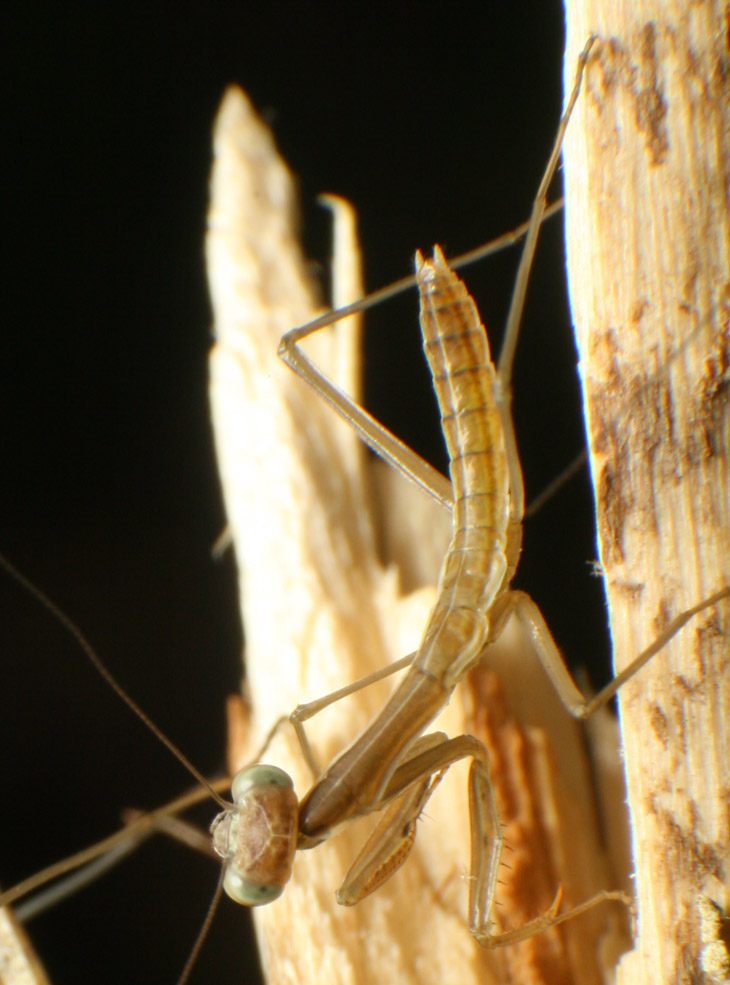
[563, 10, 730, 984]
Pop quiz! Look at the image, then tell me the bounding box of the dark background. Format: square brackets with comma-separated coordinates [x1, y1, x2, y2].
[1, 5, 609, 984]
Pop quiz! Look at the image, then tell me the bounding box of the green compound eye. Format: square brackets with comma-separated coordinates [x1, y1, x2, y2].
[231, 764, 293, 803]
[223, 867, 285, 906]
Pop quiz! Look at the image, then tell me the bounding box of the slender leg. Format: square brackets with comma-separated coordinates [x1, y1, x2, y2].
[336, 732, 449, 905]
[288, 652, 415, 776]
[278, 41, 597, 513]
[238, 651, 417, 778]
[494, 35, 596, 527]
[494, 587, 730, 721]
[336, 725, 628, 948]
[336, 731, 504, 933]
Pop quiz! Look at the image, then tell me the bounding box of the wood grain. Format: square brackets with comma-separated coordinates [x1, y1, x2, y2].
[563, 9, 730, 983]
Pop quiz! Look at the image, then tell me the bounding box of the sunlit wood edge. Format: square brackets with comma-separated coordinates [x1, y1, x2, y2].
[564, 14, 730, 985]
[0, 907, 50, 985]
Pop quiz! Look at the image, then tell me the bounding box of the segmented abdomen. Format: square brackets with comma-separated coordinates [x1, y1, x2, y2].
[415, 247, 510, 680]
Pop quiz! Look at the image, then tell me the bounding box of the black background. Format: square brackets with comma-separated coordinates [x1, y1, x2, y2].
[1, 5, 610, 984]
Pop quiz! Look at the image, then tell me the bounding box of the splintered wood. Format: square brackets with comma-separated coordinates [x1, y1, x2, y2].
[0, 908, 50, 985]
[563, 9, 730, 985]
[206, 87, 626, 985]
